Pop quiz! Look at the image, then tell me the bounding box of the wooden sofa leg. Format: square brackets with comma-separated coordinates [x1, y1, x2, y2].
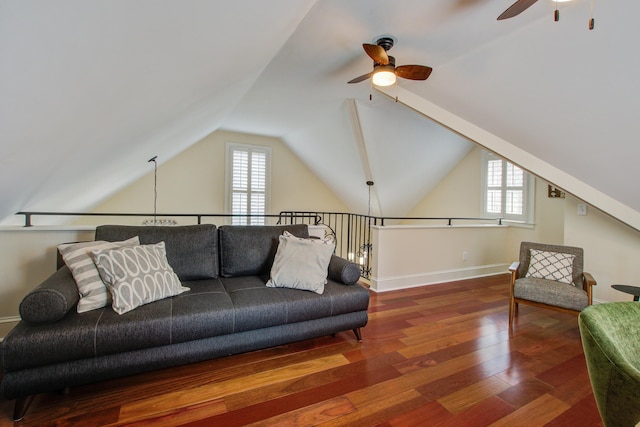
[13, 395, 35, 422]
[352, 328, 363, 342]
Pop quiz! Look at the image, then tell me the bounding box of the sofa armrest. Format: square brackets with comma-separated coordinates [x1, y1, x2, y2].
[328, 255, 361, 285]
[19, 266, 79, 325]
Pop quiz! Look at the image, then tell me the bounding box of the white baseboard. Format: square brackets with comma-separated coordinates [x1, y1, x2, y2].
[370, 263, 510, 293]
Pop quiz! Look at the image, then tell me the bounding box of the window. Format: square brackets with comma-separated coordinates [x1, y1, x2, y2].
[226, 143, 271, 225]
[482, 152, 533, 223]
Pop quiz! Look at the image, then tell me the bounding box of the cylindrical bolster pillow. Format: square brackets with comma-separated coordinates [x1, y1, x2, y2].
[19, 266, 79, 325]
[328, 255, 361, 285]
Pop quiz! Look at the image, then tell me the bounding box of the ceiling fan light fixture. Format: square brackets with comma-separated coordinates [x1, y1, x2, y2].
[372, 68, 396, 86]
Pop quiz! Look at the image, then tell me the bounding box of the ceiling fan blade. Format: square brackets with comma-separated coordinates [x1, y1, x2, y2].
[347, 72, 372, 84]
[396, 65, 433, 81]
[363, 44, 389, 65]
[497, 0, 538, 20]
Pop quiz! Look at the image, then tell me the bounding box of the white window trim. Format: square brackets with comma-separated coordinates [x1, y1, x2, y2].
[481, 151, 534, 224]
[225, 142, 272, 225]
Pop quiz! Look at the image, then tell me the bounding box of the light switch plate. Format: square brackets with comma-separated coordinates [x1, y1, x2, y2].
[577, 203, 588, 216]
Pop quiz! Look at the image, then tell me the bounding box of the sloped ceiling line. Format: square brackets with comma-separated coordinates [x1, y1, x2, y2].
[346, 99, 381, 216]
[379, 86, 640, 232]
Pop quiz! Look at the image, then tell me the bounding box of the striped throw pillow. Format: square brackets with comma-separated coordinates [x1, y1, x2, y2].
[58, 237, 139, 313]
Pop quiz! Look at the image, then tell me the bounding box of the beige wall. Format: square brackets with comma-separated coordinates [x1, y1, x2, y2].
[564, 196, 640, 303]
[406, 145, 483, 218]
[403, 144, 640, 303]
[407, 146, 565, 257]
[81, 130, 348, 225]
[0, 227, 95, 337]
[4, 131, 639, 340]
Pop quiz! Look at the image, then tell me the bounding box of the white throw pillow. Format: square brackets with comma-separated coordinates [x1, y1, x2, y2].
[525, 249, 575, 284]
[91, 242, 189, 315]
[58, 237, 140, 313]
[266, 231, 335, 294]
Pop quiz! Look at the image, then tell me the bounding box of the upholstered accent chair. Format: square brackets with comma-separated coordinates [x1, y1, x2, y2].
[509, 241, 596, 332]
[579, 302, 640, 427]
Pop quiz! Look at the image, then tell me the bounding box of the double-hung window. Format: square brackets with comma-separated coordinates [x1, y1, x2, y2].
[482, 151, 533, 223]
[226, 143, 271, 225]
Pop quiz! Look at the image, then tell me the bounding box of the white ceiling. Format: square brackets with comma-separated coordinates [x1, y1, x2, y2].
[1, 0, 638, 225]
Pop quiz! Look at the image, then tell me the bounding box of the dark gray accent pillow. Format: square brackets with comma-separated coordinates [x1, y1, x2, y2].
[19, 266, 79, 325]
[328, 255, 361, 285]
[218, 224, 309, 277]
[95, 224, 218, 280]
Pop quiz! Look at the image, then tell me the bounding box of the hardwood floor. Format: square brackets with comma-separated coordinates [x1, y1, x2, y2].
[0, 274, 603, 426]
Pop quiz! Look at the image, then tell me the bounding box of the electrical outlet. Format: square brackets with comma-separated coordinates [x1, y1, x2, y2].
[462, 251, 468, 262]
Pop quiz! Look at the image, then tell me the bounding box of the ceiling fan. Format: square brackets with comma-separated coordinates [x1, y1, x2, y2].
[347, 37, 432, 87]
[497, 0, 594, 29]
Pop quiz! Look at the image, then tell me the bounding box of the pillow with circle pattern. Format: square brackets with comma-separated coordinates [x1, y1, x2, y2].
[91, 241, 190, 314]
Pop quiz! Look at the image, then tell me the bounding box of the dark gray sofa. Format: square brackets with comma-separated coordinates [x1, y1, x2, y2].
[0, 224, 369, 420]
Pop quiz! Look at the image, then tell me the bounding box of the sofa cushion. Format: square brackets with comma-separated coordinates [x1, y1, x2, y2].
[18, 266, 80, 325]
[58, 237, 140, 313]
[514, 277, 588, 311]
[266, 231, 335, 294]
[220, 276, 369, 331]
[92, 242, 190, 315]
[218, 224, 309, 277]
[95, 224, 218, 280]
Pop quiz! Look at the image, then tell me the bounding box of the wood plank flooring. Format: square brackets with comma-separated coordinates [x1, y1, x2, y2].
[0, 274, 603, 426]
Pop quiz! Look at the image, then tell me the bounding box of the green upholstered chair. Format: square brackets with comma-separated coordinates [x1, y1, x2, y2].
[579, 302, 640, 427]
[509, 241, 596, 332]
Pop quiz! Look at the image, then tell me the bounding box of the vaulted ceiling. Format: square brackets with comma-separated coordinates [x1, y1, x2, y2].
[2, 0, 639, 227]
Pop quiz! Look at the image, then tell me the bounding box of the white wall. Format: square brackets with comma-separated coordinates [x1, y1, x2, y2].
[371, 224, 509, 292]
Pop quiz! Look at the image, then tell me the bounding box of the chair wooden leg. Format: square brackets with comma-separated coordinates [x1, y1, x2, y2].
[352, 328, 363, 342]
[13, 395, 35, 422]
[509, 295, 515, 335]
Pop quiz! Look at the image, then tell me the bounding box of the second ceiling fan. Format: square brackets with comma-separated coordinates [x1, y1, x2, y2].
[498, 0, 541, 20]
[498, 0, 594, 29]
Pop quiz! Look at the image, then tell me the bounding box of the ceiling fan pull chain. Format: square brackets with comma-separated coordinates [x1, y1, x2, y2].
[554, 0, 560, 22]
[589, 0, 595, 30]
